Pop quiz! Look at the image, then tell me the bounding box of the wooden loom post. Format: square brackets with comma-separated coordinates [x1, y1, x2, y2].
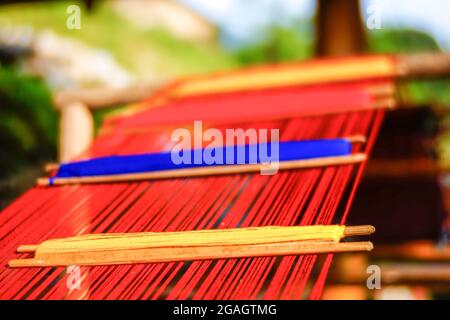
[59, 101, 94, 162]
[54, 84, 159, 162]
[316, 0, 366, 56]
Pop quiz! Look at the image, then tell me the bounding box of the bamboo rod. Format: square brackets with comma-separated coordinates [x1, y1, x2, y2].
[15, 225, 375, 254]
[53, 83, 162, 110]
[9, 225, 374, 268]
[343, 225, 375, 237]
[395, 52, 450, 78]
[371, 96, 397, 110]
[8, 241, 373, 268]
[372, 241, 450, 262]
[44, 163, 59, 173]
[344, 135, 366, 144]
[380, 263, 450, 284]
[17, 245, 38, 253]
[37, 153, 366, 186]
[366, 83, 396, 97]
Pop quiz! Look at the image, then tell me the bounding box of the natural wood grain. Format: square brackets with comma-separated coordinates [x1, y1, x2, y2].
[372, 241, 450, 262]
[9, 241, 373, 268]
[9, 225, 374, 267]
[343, 225, 375, 237]
[53, 83, 161, 110]
[59, 101, 94, 162]
[395, 53, 450, 78]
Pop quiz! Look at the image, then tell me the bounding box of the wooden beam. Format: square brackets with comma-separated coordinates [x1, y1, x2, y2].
[53, 83, 160, 110]
[59, 101, 94, 162]
[372, 241, 450, 262]
[316, 0, 366, 56]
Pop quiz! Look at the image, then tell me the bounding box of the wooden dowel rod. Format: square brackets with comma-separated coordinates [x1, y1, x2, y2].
[37, 153, 366, 186]
[395, 52, 450, 78]
[15, 225, 375, 254]
[8, 241, 373, 267]
[344, 135, 366, 144]
[380, 263, 450, 284]
[17, 245, 38, 253]
[53, 83, 162, 110]
[367, 83, 396, 97]
[343, 225, 375, 237]
[44, 163, 59, 173]
[372, 240, 450, 262]
[371, 97, 397, 110]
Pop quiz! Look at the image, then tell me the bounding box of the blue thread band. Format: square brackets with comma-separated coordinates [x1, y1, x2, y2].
[53, 139, 352, 179]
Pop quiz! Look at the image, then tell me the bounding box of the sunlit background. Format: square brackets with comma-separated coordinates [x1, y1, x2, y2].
[0, 0, 450, 301]
[0, 0, 448, 204]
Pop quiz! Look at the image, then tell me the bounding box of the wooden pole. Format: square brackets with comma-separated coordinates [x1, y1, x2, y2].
[9, 225, 375, 267]
[59, 101, 94, 162]
[316, 0, 366, 56]
[37, 153, 367, 186]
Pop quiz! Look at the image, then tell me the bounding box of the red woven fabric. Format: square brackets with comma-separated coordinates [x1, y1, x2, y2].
[0, 108, 384, 299]
[0, 51, 395, 300]
[109, 81, 387, 130]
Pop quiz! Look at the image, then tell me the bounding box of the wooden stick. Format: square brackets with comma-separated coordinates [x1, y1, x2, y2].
[380, 263, 450, 284]
[395, 52, 450, 78]
[8, 241, 373, 268]
[59, 53, 446, 119]
[16, 245, 38, 253]
[53, 83, 162, 110]
[372, 241, 450, 262]
[15, 225, 375, 254]
[343, 225, 375, 237]
[37, 153, 366, 186]
[371, 96, 397, 110]
[9, 225, 374, 268]
[367, 83, 396, 97]
[59, 101, 94, 163]
[344, 135, 366, 144]
[44, 163, 59, 173]
[364, 157, 438, 178]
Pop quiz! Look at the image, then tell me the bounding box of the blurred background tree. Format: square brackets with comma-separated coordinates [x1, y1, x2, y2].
[0, 67, 57, 207]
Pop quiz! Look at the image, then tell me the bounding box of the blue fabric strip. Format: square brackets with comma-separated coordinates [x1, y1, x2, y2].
[54, 139, 351, 179]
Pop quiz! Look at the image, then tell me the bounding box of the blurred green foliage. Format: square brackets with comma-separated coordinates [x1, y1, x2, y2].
[0, 66, 57, 208]
[0, 67, 57, 180]
[0, 1, 238, 78]
[0, 0, 238, 208]
[367, 29, 450, 166]
[369, 29, 440, 53]
[234, 23, 313, 65]
[369, 29, 450, 107]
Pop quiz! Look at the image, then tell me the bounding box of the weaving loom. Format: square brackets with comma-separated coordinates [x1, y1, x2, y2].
[0, 53, 446, 299]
